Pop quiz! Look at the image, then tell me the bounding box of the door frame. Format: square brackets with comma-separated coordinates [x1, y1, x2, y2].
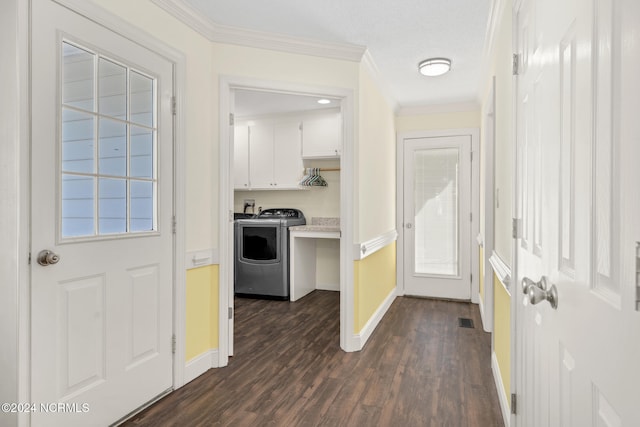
[218, 76, 358, 357]
[511, 2, 524, 426]
[396, 128, 480, 303]
[2, 1, 31, 424]
[15, 1, 188, 424]
[481, 77, 497, 332]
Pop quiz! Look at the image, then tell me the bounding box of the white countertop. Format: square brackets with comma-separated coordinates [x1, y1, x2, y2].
[289, 225, 340, 233]
[290, 216, 340, 234]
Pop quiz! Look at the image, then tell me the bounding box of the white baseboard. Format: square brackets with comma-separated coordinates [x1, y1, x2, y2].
[316, 283, 339, 291]
[184, 349, 219, 384]
[353, 287, 397, 350]
[478, 297, 491, 333]
[492, 351, 511, 427]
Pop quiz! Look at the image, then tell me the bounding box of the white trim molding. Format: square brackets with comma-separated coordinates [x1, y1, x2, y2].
[184, 349, 220, 384]
[151, 0, 365, 62]
[477, 0, 506, 102]
[218, 75, 358, 356]
[492, 352, 512, 427]
[353, 229, 398, 260]
[352, 287, 397, 350]
[185, 248, 219, 269]
[478, 297, 488, 332]
[489, 250, 511, 291]
[477, 233, 484, 247]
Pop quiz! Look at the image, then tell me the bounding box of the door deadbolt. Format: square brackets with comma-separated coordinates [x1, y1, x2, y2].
[37, 250, 60, 266]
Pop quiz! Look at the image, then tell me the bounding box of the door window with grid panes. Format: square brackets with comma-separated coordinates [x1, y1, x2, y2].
[61, 41, 157, 238]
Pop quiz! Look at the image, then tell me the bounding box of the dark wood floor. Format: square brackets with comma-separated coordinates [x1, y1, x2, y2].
[122, 291, 504, 427]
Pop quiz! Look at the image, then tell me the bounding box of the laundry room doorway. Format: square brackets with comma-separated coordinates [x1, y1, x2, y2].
[218, 78, 357, 363]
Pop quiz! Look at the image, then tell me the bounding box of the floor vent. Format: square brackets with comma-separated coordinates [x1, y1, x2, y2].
[458, 318, 474, 328]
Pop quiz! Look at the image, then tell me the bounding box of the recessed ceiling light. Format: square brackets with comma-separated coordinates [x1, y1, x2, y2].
[418, 58, 452, 77]
[317, 99, 331, 105]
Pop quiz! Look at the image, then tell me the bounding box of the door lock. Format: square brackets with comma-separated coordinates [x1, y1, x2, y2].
[406, 223, 412, 229]
[37, 250, 60, 266]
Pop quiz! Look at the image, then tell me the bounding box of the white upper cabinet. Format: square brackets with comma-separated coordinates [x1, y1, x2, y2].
[233, 125, 250, 189]
[273, 122, 303, 188]
[234, 119, 302, 190]
[247, 123, 274, 189]
[301, 111, 342, 159]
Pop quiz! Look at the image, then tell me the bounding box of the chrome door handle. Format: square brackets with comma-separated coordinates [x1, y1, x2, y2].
[37, 250, 60, 266]
[528, 283, 558, 309]
[521, 276, 547, 294]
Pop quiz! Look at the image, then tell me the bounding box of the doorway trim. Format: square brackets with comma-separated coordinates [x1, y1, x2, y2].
[481, 77, 497, 332]
[396, 128, 480, 301]
[218, 76, 356, 358]
[16, 3, 188, 424]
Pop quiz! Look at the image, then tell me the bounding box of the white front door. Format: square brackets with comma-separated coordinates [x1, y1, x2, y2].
[515, 0, 640, 425]
[31, 1, 174, 425]
[403, 135, 472, 300]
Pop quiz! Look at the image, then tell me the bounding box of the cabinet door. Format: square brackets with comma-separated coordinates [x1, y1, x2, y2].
[233, 125, 250, 189]
[273, 122, 302, 188]
[248, 124, 274, 189]
[302, 113, 341, 158]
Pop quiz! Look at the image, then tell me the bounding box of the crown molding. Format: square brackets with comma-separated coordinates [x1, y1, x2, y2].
[477, 0, 507, 103]
[151, 0, 366, 62]
[151, 0, 217, 39]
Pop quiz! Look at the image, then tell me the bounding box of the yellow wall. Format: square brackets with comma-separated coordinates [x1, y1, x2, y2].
[357, 64, 397, 243]
[353, 243, 396, 333]
[395, 110, 480, 133]
[494, 274, 511, 405]
[185, 265, 219, 361]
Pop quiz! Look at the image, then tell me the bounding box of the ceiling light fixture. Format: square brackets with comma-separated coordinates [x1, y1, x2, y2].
[418, 58, 452, 77]
[317, 99, 331, 105]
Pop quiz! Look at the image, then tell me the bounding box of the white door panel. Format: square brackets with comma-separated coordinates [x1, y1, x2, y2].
[31, 1, 174, 425]
[515, 0, 640, 425]
[403, 135, 471, 300]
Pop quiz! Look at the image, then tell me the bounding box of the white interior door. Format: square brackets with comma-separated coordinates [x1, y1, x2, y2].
[403, 135, 471, 300]
[515, 0, 640, 425]
[31, 1, 174, 425]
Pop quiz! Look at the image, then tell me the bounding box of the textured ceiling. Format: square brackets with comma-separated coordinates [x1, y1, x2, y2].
[183, 0, 492, 111]
[234, 90, 339, 118]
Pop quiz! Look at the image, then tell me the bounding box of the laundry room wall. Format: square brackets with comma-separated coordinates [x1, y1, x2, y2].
[352, 62, 397, 335]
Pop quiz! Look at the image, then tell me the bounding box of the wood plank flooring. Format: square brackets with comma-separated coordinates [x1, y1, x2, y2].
[122, 291, 504, 427]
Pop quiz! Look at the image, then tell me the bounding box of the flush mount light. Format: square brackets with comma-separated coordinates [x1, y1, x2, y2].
[317, 99, 331, 105]
[418, 58, 452, 77]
